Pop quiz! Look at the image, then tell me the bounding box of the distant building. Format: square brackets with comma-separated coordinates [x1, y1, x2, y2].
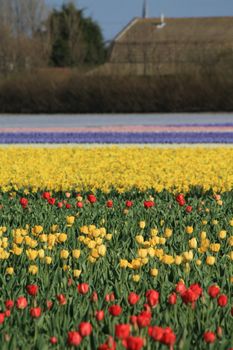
[96, 17, 233, 75]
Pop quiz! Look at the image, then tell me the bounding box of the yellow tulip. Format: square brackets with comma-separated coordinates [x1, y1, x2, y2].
[139, 221, 145, 229]
[72, 249, 81, 259]
[135, 235, 144, 244]
[162, 254, 174, 265]
[150, 268, 158, 277]
[183, 250, 193, 262]
[88, 240, 96, 249]
[32, 225, 43, 235]
[164, 228, 173, 238]
[150, 228, 158, 236]
[159, 237, 166, 245]
[210, 243, 220, 253]
[45, 256, 52, 265]
[132, 274, 140, 282]
[60, 250, 69, 259]
[206, 256, 215, 265]
[91, 249, 99, 259]
[218, 230, 227, 239]
[26, 249, 38, 260]
[58, 233, 67, 243]
[73, 269, 82, 278]
[105, 234, 112, 240]
[66, 216, 75, 226]
[98, 244, 107, 257]
[12, 245, 23, 256]
[138, 249, 148, 258]
[189, 238, 197, 249]
[119, 259, 128, 268]
[174, 255, 183, 265]
[6, 267, 14, 275]
[39, 234, 48, 242]
[186, 226, 193, 234]
[28, 265, 38, 275]
[38, 249, 45, 259]
[88, 256, 96, 263]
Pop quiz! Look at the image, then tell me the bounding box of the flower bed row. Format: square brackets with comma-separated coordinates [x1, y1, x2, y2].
[0, 147, 233, 193]
[0, 189, 232, 349]
[0, 132, 233, 143]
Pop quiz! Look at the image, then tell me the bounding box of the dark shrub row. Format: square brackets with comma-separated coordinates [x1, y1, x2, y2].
[0, 70, 232, 113]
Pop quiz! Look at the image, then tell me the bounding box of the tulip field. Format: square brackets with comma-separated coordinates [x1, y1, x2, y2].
[0, 145, 232, 349]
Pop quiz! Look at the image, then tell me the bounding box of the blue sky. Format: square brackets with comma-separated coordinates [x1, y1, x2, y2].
[49, 0, 233, 40]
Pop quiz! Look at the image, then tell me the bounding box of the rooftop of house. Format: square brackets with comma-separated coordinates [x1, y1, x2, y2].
[114, 17, 233, 44]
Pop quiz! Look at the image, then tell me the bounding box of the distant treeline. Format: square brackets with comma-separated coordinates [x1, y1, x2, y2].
[0, 0, 106, 75]
[0, 70, 232, 113]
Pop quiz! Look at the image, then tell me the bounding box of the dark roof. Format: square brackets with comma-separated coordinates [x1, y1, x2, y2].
[115, 17, 233, 44]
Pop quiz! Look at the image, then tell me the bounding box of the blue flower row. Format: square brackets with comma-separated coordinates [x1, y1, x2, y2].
[0, 132, 232, 144]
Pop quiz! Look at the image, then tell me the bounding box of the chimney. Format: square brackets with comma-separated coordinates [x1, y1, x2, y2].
[142, 0, 148, 18]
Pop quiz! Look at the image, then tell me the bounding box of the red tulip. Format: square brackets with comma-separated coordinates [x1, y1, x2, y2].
[87, 194, 97, 203]
[30, 307, 41, 318]
[77, 283, 89, 295]
[20, 197, 28, 208]
[176, 194, 186, 206]
[217, 326, 223, 338]
[47, 300, 53, 310]
[126, 200, 133, 208]
[16, 296, 28, 309]
[144, 201, 154, 208]
[98, 336, 116, 350]
[149, 326, 164, 341]
[0, 313, 5, 324]
[66, 203, 71, 209]
[56, 294, 67, 305]
[181, 289, 198, 304]
[175, 281, 186, 295]
[186, 205, 193, 213]
[203, 331, 216, 343]
[42, 192, 51, 200]
[115, 324, 130, 339]
[95, 310, 104, 321]
[106, 200, 113, 208]
[108, 304, 122, 316]
[48, 197, 56, 205]
[129, 315, 138, 325]
[137, 311, 151, 328]
[68, 278, 73, 287]
[146, 289, 159, 307]
[125, 336, 144, 350]
[190, 283, 202, 298]
[143, 303, 151, 312]
[5, 300, 14, 309]
[91, 291, 98, 302]
[217, 294, 228, 307]
[208, 285, 220, 298]
[4, 310, 11, 317]
[50, 337, 58, 345]
[168, 293, 177, 305]
[79, 322, 92, 337]
[57, 202, 63, 208]
[105, 292, 115, 302]
[26, 284, 38, 296]
[77, 202, 83, 208]
[128, 292, 140, 305]
[67, 331, 82, 346]
[161, 327, 176, 346]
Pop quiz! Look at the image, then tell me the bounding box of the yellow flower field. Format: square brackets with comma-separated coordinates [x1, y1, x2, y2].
[0, 146, 233, 192]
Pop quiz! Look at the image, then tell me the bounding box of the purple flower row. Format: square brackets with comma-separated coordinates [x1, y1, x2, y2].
[0, 132, 232, 144]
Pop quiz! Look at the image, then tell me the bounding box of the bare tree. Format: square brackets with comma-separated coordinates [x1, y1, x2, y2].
[0, 0, 49, 74]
